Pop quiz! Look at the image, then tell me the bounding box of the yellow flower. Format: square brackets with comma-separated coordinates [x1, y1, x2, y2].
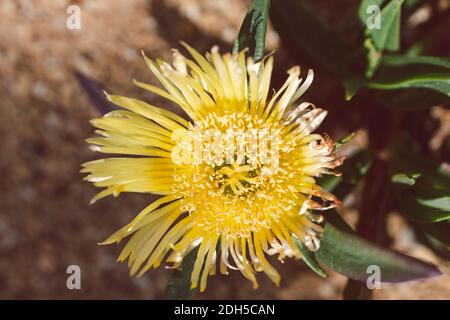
[82, 43, 343, 292]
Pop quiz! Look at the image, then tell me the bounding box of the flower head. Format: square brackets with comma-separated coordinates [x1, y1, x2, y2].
[82, 43, 343, 291]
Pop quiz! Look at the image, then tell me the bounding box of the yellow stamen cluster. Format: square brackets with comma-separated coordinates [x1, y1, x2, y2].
[173, 111, 322, 240]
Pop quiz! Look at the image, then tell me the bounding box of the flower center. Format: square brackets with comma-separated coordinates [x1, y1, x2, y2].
[171, 112, 307, 238]
[212, 162, 261, 196]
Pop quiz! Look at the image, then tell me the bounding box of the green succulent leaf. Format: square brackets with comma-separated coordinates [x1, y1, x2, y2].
[382, 54, 450, 69]
[391, 172, 421, 186]
[294, 237, 327, 278]
[367, 0, 403, 52]
[315, 219, 442, 282]
[366, 54, 450, 97]
[233, 0, 271, 62]
[417, 189, 450, 212]
[397, 189, 450, 222]
[390, 135, 450, 222]
[363, 0, 404, 77]
[345, 0, 405, 97]
[74, 71, 118, 115]
[367, 72, 450, 97]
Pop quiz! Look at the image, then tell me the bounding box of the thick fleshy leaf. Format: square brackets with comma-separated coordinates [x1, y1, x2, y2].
[367, 72, 450, 97]
[382, 54, 450, 69]
[368, 54, 450, 97]
[363, 0, 404, 77]
[347, 56, 450, 102]
[397, 188, 450, 222]
[294, 237, 327, 278]
[74, 71, 117, 115]
[391, 173, 420, 186]
[164, 247, 198, 300]
[366, 0, 403, 52]
[345, 0, 405, 97]
[315, 220, 441, 282]
[390, 135, 450, 222]
[416, 188, 450, 212]
[233, 0, 270, 62]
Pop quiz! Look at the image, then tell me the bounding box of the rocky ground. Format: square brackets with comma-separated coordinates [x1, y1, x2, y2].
[0, 0, 448, 299]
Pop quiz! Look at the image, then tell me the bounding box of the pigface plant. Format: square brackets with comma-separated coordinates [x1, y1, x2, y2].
[81, 0, 448, 299]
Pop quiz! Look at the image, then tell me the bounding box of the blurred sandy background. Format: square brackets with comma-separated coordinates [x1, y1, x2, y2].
[0, 0, 448, 299]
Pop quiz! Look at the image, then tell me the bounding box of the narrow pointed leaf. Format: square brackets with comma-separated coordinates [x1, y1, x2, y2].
[397, 189, 450, 222]
[366, 0, 403, 52]
[416, 189, 450, 212]
[74, 71, 117, 115]
[363, 0, 404, 77]
[383, 54, 450, 69]
[233, 0, 270, 62]
[367, 72, 450, 97]
[315, 221, 441, 282]
[367, 54, 450, 97]
[294, 237, 327, 278]
[390, 135, 450, 222]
